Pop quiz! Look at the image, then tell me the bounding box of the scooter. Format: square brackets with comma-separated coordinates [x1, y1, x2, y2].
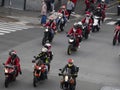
[92, 16, 101, 32]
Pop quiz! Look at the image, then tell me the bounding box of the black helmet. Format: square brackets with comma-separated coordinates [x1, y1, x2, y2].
[9, 50, 17, 60]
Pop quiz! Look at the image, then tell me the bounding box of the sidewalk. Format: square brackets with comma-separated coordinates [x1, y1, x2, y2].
[0, 0, 118, 26]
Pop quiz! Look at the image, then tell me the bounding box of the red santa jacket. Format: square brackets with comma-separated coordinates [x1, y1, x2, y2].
[68, 27, 82, 37]
[58, 9, 69, 18]
[45, 21, 56, 30]
[81, 17, 93, 25]
[5, 56, 21, 72]
[98, 3, 107, 11]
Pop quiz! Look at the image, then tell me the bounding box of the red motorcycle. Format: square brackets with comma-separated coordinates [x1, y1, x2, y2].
[113, 26, 120, 45]
[3, 63, 17, 88]
[32, 59, 47, 87]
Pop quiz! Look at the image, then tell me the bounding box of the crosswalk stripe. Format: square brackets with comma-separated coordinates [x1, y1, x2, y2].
[106, 21, 116, 25]
[0, 28, 16, 32]
[0, 21, 33, 35]
[0, 25, 27, 30]
[0, 33, 4, 35]
[0, 23, 30, 29]
[0, 30, 10, 33]
[0, 22, 32, 28]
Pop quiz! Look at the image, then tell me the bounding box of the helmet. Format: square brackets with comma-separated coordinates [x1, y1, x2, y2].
[101, 0, 105, 4]
[77, 21, 82, 28]
[73, 22, 78, 29]
[44, 43, 51, 50]
[68, 58, 74, 67]
[9, 50, 17, 56]
[78, 21, 82, 26]
[9, 50, 17, 60]
[41, 47, 48, 53]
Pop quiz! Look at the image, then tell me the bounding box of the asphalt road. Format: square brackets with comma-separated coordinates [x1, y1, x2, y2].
[0, 4, 120, 90]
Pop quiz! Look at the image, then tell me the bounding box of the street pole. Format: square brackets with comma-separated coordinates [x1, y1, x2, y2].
[24, 0, 26, 10]
[9, 0, 12, 15]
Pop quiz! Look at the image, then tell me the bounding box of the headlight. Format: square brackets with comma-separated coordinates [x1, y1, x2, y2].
[39, 67, 42, 70]
[45, 29, 49, 32]
[5, 68, 8, 73]
[69, 39, 74, 42]
[65, 75, 68, 82]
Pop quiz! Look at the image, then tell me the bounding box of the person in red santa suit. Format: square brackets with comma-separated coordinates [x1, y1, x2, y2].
[97, 0, 107, 22]
[5, 50, 22, 76]
[81, 11, 93, 33]
[67, 22, 83, 48]
[58, 5, 69, 19]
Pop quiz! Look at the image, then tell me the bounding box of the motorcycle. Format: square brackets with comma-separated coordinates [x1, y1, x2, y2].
[58, 70, 75, 90]
[92, 16, 101, 32]
[112, 25, 120, 45]
[32, 58, 47, 87]
[42, 27, 54, 45]
[56, 14, 67, 32]
[67, 35, 79, 55]
[3, 63, 17, 88]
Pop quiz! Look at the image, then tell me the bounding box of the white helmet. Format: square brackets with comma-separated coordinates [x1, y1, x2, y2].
[41, 47, 48, 52]
[101, 0, 105, 3]
[44, 43, 51, 50]
[78, 21, 82, 25]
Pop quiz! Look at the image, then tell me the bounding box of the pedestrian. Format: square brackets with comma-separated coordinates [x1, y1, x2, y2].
[45, 0, 52, 12]
[50, 0, 55, 12]
[40, 0, 47, 26]
[71, 0, 77, 14]
[66, 0, 74, 20]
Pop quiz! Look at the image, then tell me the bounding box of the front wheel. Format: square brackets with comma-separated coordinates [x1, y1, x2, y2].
[5, 78, 9, 88]
[85, 32, 89, 39]
[33, 76, 37, 87]
[67, 45, 72, 55]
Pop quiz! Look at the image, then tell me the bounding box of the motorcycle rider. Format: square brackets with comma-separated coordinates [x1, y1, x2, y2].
[67, 22, 83, 48]
[5, 50, 22, 76]
[44, 43, 53, 61]
[58, 5, 69, 19]
[81, 12, 93, 33]
[45, 17, 57, 37]
[61, 58, 79, 89]
[34, 47, 50, 78]
[85, 0, 96, 11]
[93, 6, 102, 26]
[97, 0, 107, 22]
[44, 43, 53, 72]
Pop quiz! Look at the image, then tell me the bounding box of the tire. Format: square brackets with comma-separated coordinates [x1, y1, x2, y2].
[5, 78, 9, 88]
[67, 45, 72, 55]
[33, 76, 37, 87]
[113, 37, 116, 46]
[96, 26, 100, 32]
[42, 37, 46, 45]
[92, 26, 95, 32]
[85, 32, 88, 39]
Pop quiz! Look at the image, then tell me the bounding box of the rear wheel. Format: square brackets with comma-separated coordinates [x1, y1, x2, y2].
[42, 37, 46, 45]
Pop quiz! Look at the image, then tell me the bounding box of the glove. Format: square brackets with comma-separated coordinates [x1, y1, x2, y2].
[20, 71, 22, 75]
